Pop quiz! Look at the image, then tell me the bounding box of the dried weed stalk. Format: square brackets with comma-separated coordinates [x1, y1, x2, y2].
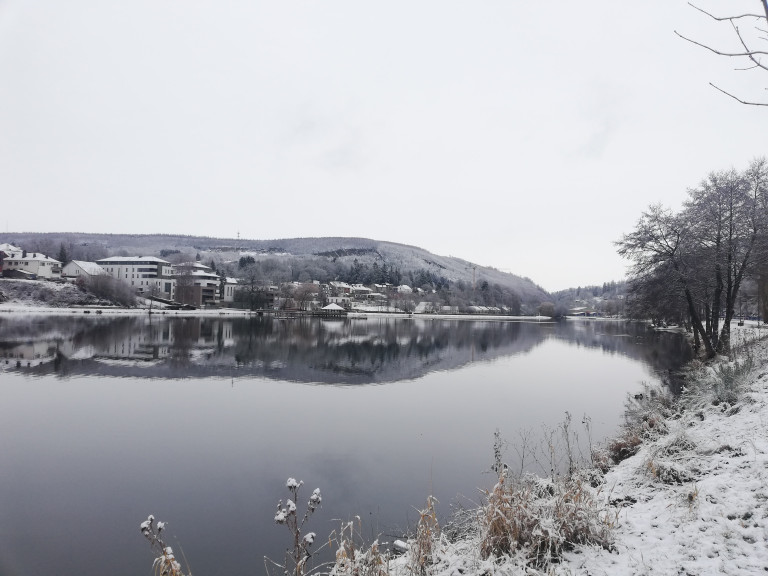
[266, 478, 324, 576]
[408, 496, 440, 576]
[330, 517, 389, 576]
[140, 515, 189, 576]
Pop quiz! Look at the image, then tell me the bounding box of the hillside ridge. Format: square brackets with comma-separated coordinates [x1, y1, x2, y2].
[1, 232, 550, 307]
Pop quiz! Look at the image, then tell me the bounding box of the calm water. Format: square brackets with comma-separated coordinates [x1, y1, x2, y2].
[0, 314, 690, 576]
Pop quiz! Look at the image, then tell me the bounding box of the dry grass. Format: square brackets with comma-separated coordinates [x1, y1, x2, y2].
[605, 384, 675, 465]
[605, 430, 644, 464]
[479, 470, 615, 569]
[331, 517, 389, 576]
[408, 496, 441, 576]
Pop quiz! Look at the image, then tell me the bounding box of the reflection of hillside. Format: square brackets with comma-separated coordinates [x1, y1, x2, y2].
[0, 316, 689, 385]
[224, 318, 547, 383]
[549, 320, 693, 391]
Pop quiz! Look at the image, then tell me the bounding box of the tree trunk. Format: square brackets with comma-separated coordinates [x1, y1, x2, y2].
[684, 286, 716, 358]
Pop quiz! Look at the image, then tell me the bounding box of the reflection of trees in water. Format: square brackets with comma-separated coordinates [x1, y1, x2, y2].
[227, 318, 535, 382]
[551, 321, 693, 392]
[2, 316, 690, 386]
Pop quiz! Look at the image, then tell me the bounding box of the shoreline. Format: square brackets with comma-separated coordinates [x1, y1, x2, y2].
[562, 329, 768, 575]
[0, 303, 561, 323]
[386, 325, 768, 576]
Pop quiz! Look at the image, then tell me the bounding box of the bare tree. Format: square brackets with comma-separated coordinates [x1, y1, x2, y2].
[293, 283, 320, 311]
[617, 159, 768, 357]
[676, 2, 768, 106]
[617, 204, 717, 358]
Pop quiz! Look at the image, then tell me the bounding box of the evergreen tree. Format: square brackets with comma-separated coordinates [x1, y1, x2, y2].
[57, 243, 70, 265]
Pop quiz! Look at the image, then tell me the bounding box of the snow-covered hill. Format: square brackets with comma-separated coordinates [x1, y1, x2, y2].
[2, 233, 550, 307]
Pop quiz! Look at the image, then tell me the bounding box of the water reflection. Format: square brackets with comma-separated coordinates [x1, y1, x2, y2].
[0, 314, 693, 576]
[0, 315, 690, 385]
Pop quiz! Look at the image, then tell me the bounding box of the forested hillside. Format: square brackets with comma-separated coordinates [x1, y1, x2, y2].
[1, 233, 551, 312]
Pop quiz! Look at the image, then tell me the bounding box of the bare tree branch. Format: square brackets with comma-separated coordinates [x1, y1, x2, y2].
[678, 1, 768, 106]
[688, 3, 764, 23]
[709, 82, 768, 106]
[732, 21, 768, 72]
[675, 30, 768, 57]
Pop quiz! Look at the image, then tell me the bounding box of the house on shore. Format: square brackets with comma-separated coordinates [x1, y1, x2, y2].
[1, 248, 62, 279]
[62, 260, 109, 280]
[222, 277, 239, 304]
[174, 262, 222, 307]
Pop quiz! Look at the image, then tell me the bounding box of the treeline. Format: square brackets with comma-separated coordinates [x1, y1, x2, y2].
[234, 255, 522, 312]
[617, 158, 768, 357]
[7, 237, 531, 313]
[550, 281, 627, 316]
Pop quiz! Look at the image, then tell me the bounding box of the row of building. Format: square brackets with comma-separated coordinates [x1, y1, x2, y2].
[0, 244, 235, 307]
[0, 242, 423, 310]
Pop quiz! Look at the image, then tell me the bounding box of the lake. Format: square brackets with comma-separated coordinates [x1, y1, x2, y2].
[0, 314, 691, 576]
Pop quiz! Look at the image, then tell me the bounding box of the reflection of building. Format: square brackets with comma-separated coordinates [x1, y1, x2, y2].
[0, 340, 72, 367]
[1, 341, 55, 365]
[94, 319, 235, 360]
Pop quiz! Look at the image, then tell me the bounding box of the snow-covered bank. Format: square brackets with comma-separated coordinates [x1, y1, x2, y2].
[382, 328, 768, 576]
[564, 341, 768, 575]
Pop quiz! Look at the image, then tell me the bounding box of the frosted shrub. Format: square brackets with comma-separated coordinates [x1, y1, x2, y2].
[266, 478, 324, 576]
[681, 355, 754, 411]
[606, 384, 673, 464]
[712, 358, 753, 405]
[479, 470, 614, 569]
[140, 515, 188, 576]
[331, 517, 389, 576]
[408, 496, 441, 576]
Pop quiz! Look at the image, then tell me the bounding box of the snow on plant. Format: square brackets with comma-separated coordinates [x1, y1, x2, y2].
[330, 516, 389, 576]
[606, 383, 674, 465]
[479, 468, 615, 570]
[407, 496, 441, 576]
[682, 352, 755, 412]
[266, 478, 324, 576]
[139, 514, 188, 576]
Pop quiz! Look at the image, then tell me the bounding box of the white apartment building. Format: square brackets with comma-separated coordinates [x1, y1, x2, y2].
[96, 256, 175, 298]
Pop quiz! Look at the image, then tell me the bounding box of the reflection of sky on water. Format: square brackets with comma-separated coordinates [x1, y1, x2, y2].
[0, 316, 690, 576]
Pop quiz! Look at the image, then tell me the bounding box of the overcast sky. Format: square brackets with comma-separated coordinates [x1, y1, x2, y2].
[0, 1, 765, 291]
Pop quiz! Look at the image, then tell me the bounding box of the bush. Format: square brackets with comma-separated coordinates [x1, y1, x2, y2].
[479, 470, 614, 569]
[330, 518, 389, 576]
[87, 275, 136, 307]
[712, 358, 753, 405]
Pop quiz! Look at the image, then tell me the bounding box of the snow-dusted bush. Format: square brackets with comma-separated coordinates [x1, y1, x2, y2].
[479, 470, 615, 569]
[266, 478, 323, 576]
[606, 384, 673, 465]
[712, 358, 753, 405]
[330, 517, 389, 576]
[682, 355, 754, 411]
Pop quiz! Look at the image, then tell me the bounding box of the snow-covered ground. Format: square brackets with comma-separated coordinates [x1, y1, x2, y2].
[564, 340, 768, 575]
[380, 327, 768, 576]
